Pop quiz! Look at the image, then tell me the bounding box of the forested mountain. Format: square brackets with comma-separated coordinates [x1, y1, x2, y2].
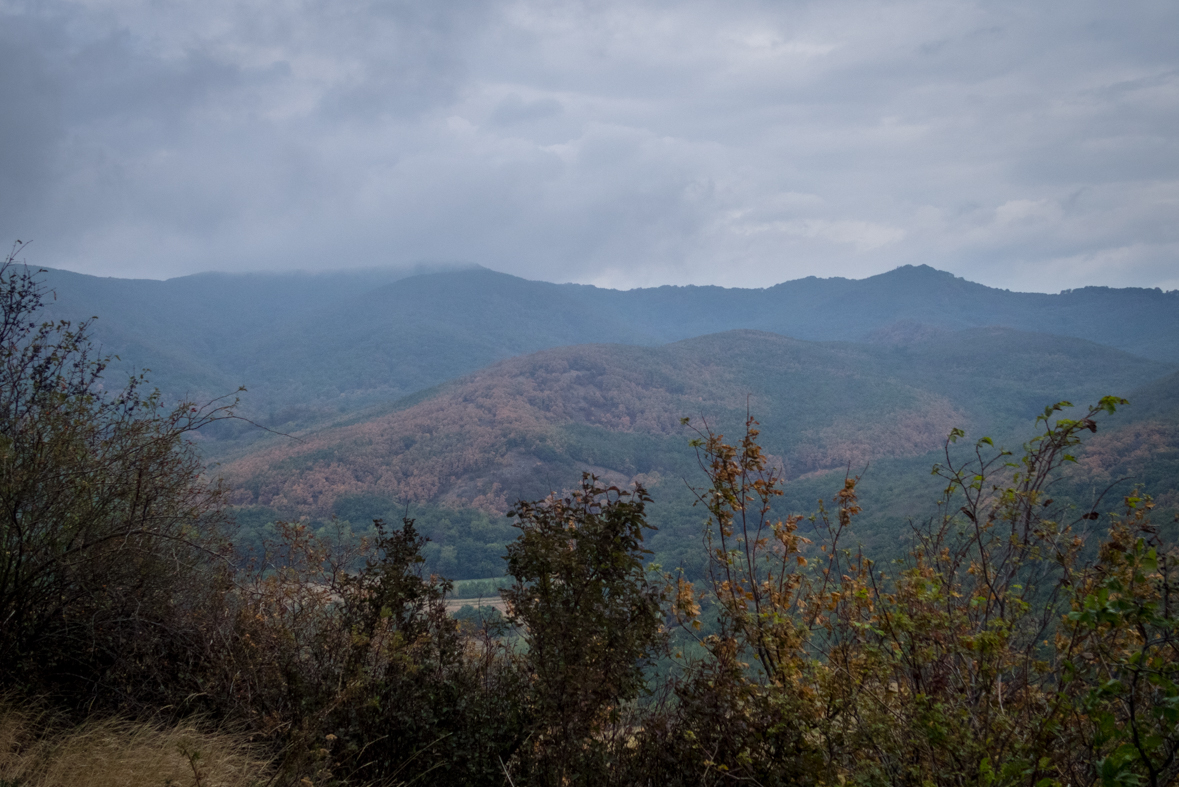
[225, 326, 1170, 514]
[34, 263, 1179, 451]
[34, 260, 1179, 577]
[569, 264, 1179, 361]
[37, 265, 434, 415]
[222, 327, 1177, 575]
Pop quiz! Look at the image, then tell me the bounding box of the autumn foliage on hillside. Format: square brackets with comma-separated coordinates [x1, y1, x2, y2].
[224, 335, 969, 515]
[220, 323, 1177, 538]
[1074, 422, 1179, 508]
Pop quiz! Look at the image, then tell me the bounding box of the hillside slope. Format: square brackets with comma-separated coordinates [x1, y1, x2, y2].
[1068, 369, 1179, 509]
[222, 327, 1172, 519]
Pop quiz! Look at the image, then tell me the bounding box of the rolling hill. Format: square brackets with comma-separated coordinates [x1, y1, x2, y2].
[29, 263, 1179, 460]
[26, 258, 1178, 577]
[221, 327, 1176, 573]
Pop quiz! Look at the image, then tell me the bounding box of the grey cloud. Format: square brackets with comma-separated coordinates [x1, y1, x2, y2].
[490, 94, 563, 125]
[306, 0, 494, 121]
[0, 17, 68, 228]
[0, 0, 1175, 291]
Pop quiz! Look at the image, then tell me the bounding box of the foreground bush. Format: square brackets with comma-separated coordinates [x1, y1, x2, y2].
[668, 404, 1179, 786]
[503, 479, 665, 784]
[0, 247, 237, 707]
[202, 518, 529, 785]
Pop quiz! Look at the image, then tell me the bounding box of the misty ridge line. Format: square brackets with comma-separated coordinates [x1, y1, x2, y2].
[38, 261, 1179, 365]
[25, 256, 1175, 481]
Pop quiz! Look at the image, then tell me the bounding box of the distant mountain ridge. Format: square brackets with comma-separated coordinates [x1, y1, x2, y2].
[570, 265, 1179, 357]
[31, 263, 1179, 450]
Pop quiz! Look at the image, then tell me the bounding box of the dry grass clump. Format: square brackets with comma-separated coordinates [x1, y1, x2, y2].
[0, 701, 273, 787]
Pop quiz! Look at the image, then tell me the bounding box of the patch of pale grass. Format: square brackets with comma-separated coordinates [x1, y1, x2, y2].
[0, 701, 273, 787]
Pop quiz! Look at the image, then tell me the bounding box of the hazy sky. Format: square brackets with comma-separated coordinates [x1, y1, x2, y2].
[2, 0, 1176, 292]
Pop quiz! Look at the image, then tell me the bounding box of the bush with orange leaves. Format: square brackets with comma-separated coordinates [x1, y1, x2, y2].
[665, 400, 1179, 787]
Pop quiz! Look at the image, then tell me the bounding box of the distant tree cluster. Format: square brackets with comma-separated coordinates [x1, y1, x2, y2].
[3, 255, 1178, 786]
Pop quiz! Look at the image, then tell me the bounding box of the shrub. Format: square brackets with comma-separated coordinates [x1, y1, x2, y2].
[205, 518, 528, 785]
[676, 401, 1179, 786]
[0, 246, 236, 707]
[503, 475, 666, 785]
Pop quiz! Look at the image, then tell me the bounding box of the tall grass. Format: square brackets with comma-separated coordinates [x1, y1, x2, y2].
[0, 702, 273, 787]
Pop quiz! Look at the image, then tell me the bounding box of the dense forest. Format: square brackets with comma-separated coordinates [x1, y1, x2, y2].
[3, 252, 1179, 786]
[221, 327, 1178, 580]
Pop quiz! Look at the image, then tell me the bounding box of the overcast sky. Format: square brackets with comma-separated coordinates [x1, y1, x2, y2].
[2, 0, 1176, 292]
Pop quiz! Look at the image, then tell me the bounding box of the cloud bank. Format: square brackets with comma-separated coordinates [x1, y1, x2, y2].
[1, 0, 1176, 291]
